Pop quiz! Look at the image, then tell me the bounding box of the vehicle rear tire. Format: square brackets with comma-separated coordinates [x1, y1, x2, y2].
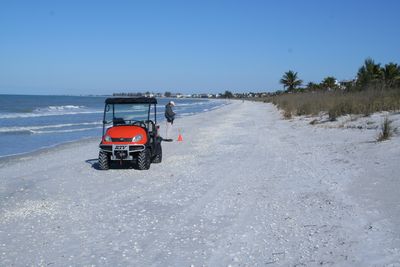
[98, 151, 110, 170]
[137, 148, 151, 170]
[152, 144, 162, 163]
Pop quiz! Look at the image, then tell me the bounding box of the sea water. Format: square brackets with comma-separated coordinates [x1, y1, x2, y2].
[0, 95, 228, 157]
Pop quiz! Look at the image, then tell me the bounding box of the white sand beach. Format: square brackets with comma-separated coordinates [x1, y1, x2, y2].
[0, 101, 399, 266]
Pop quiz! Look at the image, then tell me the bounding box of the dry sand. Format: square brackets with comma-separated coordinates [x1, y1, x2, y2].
[0, 101, 399, 266]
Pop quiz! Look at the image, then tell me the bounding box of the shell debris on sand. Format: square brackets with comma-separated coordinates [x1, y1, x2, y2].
[0, 101, 399, 266]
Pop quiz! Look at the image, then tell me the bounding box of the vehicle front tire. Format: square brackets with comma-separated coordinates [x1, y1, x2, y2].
[152, 144, 162, 163]
[98, 150, 110, 170]
[137, 148, 151, 170]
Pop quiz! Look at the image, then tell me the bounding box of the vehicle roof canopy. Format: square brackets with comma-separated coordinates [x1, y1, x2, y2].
[105, 97, 157, 105]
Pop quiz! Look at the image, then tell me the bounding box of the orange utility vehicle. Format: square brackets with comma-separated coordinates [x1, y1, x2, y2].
[98, 97, 162, 170]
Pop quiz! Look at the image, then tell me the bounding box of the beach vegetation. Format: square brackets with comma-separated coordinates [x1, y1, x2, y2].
[321, 76, 338, 91]
[357, 58, 383, 90]
[222, 90, 234, 98]
[306, 82, 320, 91]
[257, 58, 400, 119]
[280, 70, 303, 92]
[382, 63, 400, 89]
[377, 117, 395, 141]
[283, 109, 292, 119]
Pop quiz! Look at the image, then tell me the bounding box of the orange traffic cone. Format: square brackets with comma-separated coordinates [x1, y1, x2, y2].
[177, 133, 183, 142]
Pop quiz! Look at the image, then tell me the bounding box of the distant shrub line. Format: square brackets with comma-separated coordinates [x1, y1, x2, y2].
[257, 58, 400, 121]
[261, 88, 400, 121]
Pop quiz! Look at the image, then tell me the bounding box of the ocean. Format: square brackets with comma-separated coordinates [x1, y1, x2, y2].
[0, 95, 228, 158]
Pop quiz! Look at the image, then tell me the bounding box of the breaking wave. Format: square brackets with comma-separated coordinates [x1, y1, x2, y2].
[31, 126, 103, 134]
[0, 105, 102, 119]
[0, 122, 102, 135]
[35, 105, 85, 111]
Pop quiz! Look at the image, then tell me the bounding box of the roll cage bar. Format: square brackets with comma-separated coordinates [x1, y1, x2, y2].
[102, 97, 158, 136]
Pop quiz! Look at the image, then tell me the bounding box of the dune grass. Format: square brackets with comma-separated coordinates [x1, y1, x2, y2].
[377, 117, 395, 141]
[261, 88, 400, 120]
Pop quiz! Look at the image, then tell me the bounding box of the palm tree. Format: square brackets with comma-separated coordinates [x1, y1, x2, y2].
[381, 63, 400, 88]
[357, 58, 382, 89]
[280, 70, 303, 92]
[321, 76, 337, 90]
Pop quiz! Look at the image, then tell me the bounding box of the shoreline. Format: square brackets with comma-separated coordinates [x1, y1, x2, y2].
[0, 136, 99, 165]
[0, 98, 231, 160]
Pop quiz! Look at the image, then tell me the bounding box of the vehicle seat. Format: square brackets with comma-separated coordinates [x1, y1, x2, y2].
[113, 118, 126, 126]
[145, 120, 156, 135]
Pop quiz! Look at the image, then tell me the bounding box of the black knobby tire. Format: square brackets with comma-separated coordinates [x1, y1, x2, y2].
[152, 144, 162, 163]
[98, 151, 110, 170]
[137, 148, 151, 170]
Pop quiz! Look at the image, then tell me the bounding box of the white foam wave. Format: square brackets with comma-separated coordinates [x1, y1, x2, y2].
[156, 101, 208, 109]
[0, 110, 103, 119]
[35, 105, 85, 112]
[0, 122, 102, 134]
[31, 126, 102, 134]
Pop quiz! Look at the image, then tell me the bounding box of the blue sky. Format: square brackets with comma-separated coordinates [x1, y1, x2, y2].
[1, 0, 399, 95]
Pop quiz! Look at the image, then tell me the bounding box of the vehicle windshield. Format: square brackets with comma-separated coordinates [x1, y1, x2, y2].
[104, 104, 150, 125]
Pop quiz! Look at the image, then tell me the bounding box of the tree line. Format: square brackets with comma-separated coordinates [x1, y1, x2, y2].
[280, 58, 400, 93]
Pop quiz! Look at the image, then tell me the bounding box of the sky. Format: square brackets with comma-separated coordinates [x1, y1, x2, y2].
[0, 0, 399, 95]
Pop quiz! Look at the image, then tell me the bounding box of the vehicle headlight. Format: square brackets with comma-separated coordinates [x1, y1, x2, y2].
[104, 135, 112, 142]
[132, 134, 143, 142]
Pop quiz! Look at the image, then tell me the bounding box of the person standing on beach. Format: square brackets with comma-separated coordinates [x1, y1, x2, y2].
[164, 101, 176, 138]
